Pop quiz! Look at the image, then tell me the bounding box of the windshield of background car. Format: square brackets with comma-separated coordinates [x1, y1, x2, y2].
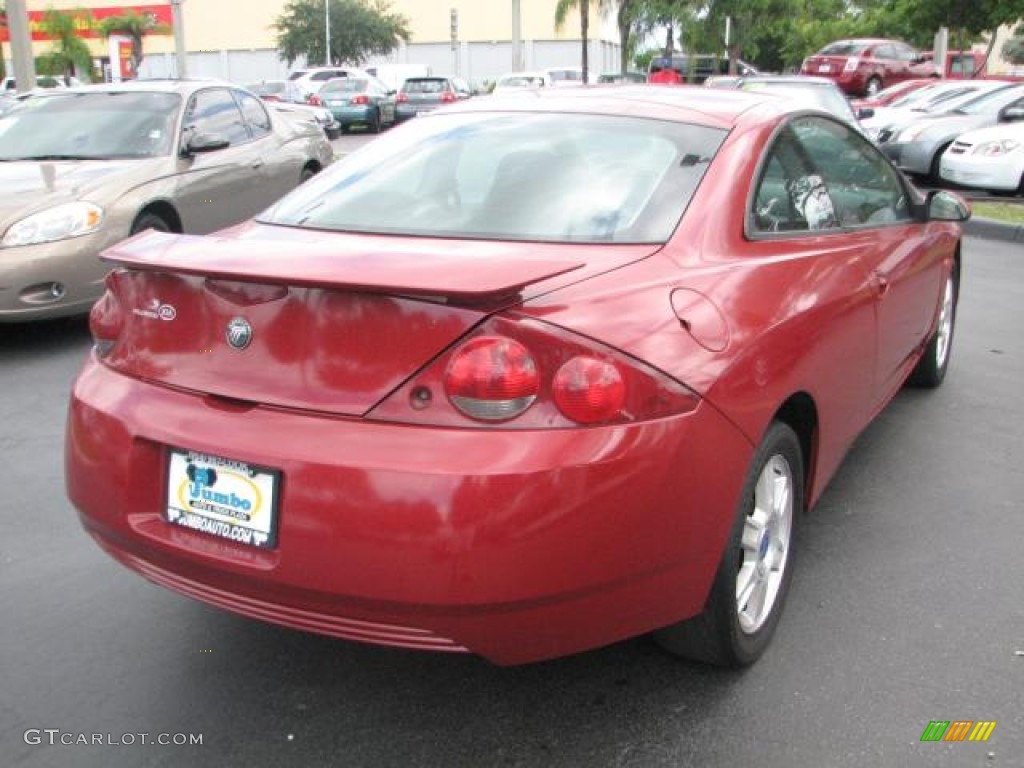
[819, 42, 869, 56]
[321, 79, 367, 94]
[260, 112, 725, 244]
[955, 85, 1024, 115]
[404, 79, 448, 93]
[0, 91, 181, 160]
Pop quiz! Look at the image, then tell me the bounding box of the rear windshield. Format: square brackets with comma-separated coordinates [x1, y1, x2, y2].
[0, 91, 181, 159]
[260, 112, 726, 244]
[820, 42, 869, 56]
[403, 79, 449, 93]
[321, 79, 367, 94]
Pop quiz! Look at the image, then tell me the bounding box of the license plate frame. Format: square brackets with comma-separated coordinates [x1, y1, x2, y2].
[165, 449, 281, 550]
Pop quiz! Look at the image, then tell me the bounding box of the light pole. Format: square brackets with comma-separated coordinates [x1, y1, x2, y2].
[511, 0, 522, 71]
[6, 0, 36, 92]
[170, 0, 188, 78]
[325, 0, 331, 66]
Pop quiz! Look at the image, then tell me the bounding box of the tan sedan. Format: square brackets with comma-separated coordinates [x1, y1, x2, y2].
[0, 80, 333, 322]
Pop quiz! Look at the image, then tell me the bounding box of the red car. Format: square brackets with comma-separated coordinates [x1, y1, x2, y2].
[800, 38, 939, 97]
[66, 86, 968, 666]
[851, 77, 934, 111]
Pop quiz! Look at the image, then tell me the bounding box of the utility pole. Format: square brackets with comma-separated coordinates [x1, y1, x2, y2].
[325, 0, 331, 65]
[6, 0, 36, 93]
[511, 0, 522, 71]
[170, 0, 188, 78]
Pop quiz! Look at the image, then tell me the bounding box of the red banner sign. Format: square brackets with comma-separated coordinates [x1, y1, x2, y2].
[0, 5, 174, 43]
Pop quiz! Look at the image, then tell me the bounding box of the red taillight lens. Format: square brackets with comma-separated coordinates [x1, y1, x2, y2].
[397, 92, 409, 102]
[370, 315, 700, 429]
[553, 357, 625, 424]
[445, 337, 539, 421]
[440, 91, 457, 103]
[89, 276, 124, 357]
[307, 95, 322, 106]
[351, 94, 369, 105]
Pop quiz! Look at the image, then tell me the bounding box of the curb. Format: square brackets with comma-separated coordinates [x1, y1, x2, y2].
[965, 216, 1024, 244]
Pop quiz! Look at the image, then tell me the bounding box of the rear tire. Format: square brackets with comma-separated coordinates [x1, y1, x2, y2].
[654, 421, 803, 667]
[369, 108, 382, 134]
[908, 269, 957, 388]
[299, 165, 317, 184]
[130, 212, 171, 236]
[929, 143, 952, 184]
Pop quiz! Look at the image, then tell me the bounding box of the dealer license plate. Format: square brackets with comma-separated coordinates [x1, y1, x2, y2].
[165, 449, 280, 549]
[819, 64, 832, 73]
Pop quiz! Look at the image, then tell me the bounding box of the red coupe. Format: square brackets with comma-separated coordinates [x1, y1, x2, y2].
[66, 86, 968, 666]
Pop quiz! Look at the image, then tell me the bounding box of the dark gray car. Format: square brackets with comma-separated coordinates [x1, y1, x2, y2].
[395, 77, 471, 123]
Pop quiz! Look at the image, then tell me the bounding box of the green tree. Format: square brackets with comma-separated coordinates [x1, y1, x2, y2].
[274, 0, 409, 67]
[98, 11, 169, 77]
[37, 9, 95, 83]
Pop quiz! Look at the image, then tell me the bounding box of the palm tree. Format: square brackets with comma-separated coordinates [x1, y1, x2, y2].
[98, 11, 168, 78]
[554, 0, 612, 83]
[37, 9, 95, 83]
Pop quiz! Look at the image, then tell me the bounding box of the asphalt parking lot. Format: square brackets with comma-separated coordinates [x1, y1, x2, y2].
[1, 230, 1021, 768]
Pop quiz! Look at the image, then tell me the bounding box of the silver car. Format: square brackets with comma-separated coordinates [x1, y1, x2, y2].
[877, 83, 1024, 179]
[0, 80, 333, 322]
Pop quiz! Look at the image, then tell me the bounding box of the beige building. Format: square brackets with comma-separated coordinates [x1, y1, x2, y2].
[6, 1, 622, 85]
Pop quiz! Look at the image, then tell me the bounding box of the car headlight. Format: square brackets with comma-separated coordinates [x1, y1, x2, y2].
[2, 202, 104, 247]
[973, 139, 1022, 156]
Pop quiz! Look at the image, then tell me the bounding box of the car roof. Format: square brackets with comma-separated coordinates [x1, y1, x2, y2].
[447, 85, 802, 130]
[55, 79, 239, 98]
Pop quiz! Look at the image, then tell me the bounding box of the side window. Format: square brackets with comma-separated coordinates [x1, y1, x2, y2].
[790, 117, 910, 228]
[235, 90, 272, 139]
[750, 121, 840, 234]
[185, 88, 250, 145]
[873, 45, 894, 61]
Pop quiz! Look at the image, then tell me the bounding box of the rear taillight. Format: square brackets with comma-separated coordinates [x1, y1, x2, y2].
[844, 57, 859, 72]
[369, 315, 699, 429]
[552, 357, 625, 424]
[351, 94, 369, 105]
[440, 91, 457, 103]
[308, 95, 322, 106]
[89, 273, 124, 357]
[397, 92, 409, 102]
[445, 337, 539, 421]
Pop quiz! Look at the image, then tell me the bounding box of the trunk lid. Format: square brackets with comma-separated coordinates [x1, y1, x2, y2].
[99, 225, 658, 416]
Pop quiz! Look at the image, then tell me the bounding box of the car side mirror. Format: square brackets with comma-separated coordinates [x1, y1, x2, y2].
[857, 107, 875, 120]
[999, 105, 1024, 123]
[184, 132, 231, 155]
[926, 190, 970, 222]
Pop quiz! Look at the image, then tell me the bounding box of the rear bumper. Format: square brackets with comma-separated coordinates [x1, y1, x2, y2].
[66, 356, 752, 664]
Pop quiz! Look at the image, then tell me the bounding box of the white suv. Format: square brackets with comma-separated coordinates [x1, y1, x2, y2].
[288, 67, 373, 99]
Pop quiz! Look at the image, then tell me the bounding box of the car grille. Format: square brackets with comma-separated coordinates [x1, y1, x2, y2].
[948, 140, 972, 156]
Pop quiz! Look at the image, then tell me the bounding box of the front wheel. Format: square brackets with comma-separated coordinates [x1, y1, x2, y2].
[654, 421, 803, 666]
[908, 270, 957, 388]
[130, 212, 171, 236]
